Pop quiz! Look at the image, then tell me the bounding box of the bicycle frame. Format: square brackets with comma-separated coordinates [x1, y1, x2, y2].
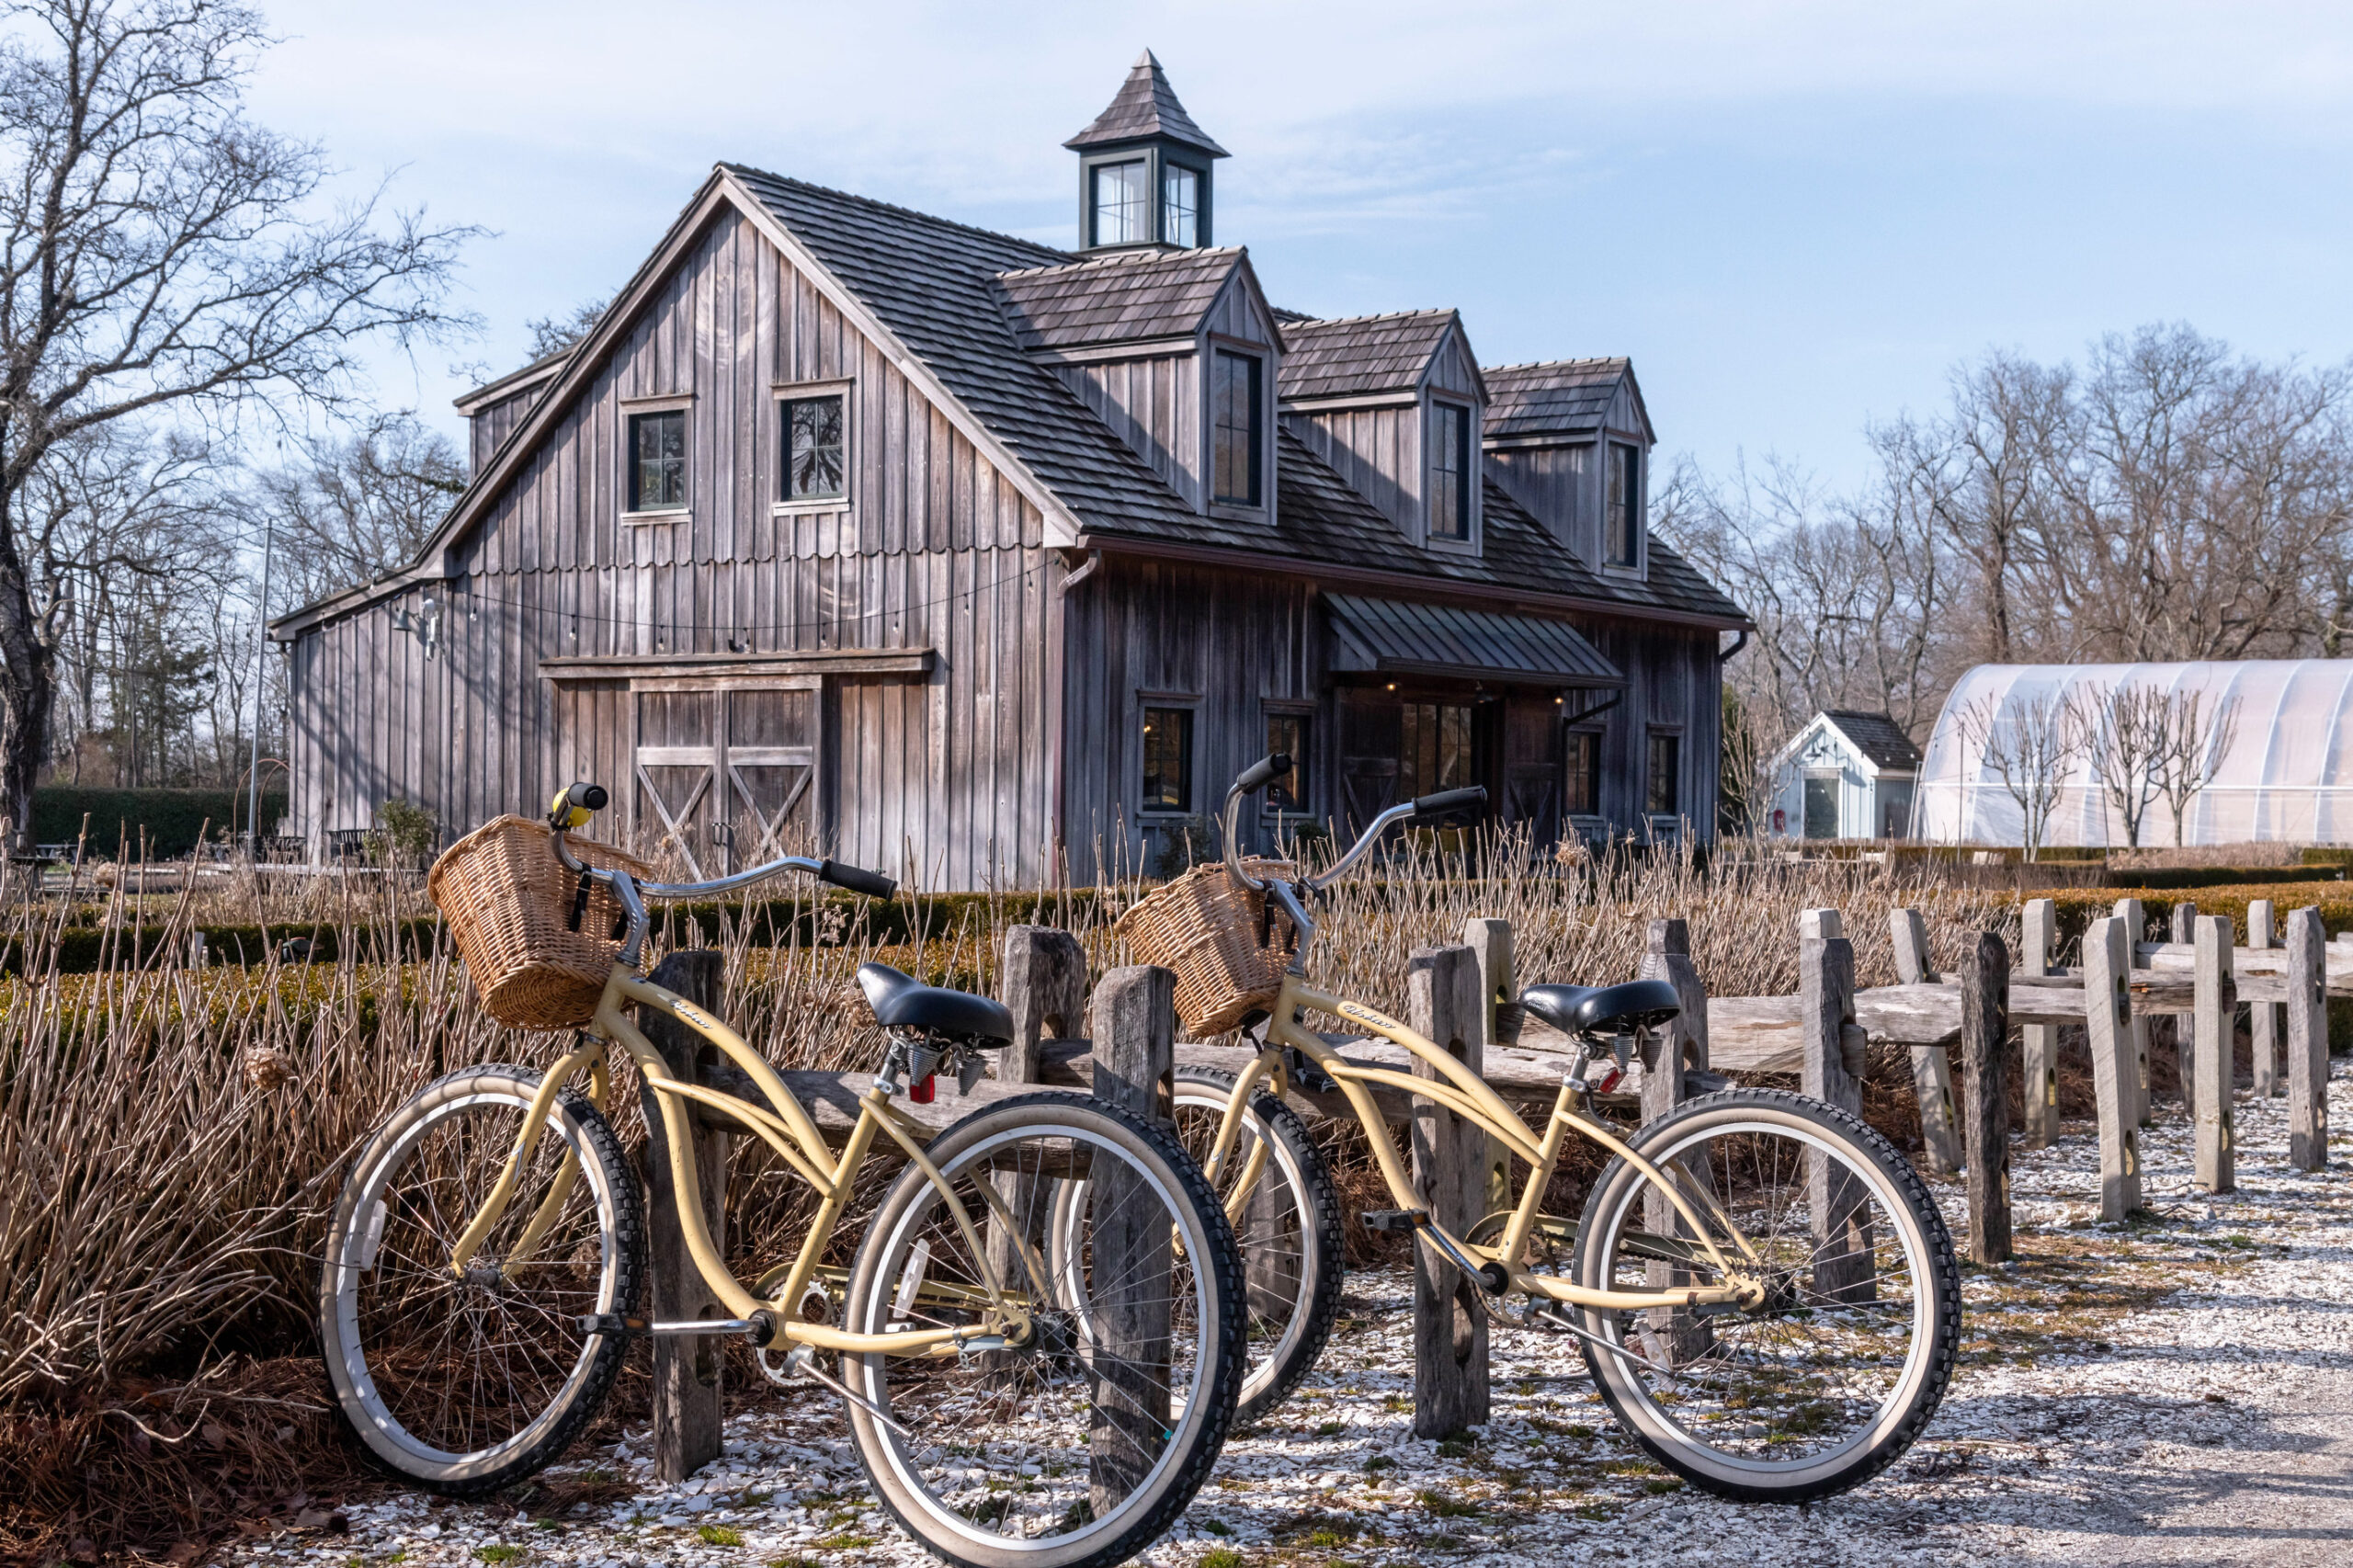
[443, 962, 1040, 1360]
[1201, 971, 1766, 1314]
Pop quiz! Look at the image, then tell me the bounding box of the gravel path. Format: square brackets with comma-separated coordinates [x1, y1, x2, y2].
[248, 1062, 2353, 1568]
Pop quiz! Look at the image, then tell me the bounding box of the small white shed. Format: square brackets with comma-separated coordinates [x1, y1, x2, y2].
[1768, 710, 1924, 839]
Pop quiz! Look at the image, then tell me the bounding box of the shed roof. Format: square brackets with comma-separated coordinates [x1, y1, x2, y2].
[1483, 358, 1645, 442]
[1278, 310, 1459, 402]
[992, 247, 1247, 352]
[1822, 710, 1924, 772]
[1325, 594, 1621, 687]
[1064, 50, 1228, 156]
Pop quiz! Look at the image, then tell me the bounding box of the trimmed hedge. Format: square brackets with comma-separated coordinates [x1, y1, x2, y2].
[1, 916, 445, 978]
[2036, 881, 2353, 952]
[30, 787, 288, 857]
[2101, 864, 2347, 891]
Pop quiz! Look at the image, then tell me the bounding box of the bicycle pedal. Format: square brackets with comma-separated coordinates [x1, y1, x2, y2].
[1286, 1045, 1338, 1095]
[1360, 1210, 1424, 1234]
[574, 1312, 649, 1338]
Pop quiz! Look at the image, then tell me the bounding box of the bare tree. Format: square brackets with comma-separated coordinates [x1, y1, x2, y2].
[1953, 689, 2087, 861]
[0, 0, 474, 842]
[262, 412, 466, 608]
[2154, 689, 2241, 846]
[2081, 683, 2173, 848]
[524, 298, 607, 361]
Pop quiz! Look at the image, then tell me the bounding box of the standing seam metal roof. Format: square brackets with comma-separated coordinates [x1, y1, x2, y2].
[1325, 594, 1622, 686]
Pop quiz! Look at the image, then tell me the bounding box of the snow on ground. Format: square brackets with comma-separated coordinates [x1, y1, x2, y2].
[244, 1063, 2353, 1568]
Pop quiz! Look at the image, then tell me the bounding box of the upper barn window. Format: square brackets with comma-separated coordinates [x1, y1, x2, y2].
[1607, 441, 1643, 567]
[782, 394, 847, 502]
[1430, 402, 1473, 542]
[1211, 349, 1264, 508]
[628, 410, 687, 512]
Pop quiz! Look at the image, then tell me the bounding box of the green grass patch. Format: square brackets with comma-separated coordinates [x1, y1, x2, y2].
[696, 1525, 745, 1547]
[473, 1550, 526, 1565]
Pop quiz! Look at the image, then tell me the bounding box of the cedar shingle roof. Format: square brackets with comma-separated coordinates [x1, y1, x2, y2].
[1483, 358, 1633, 440]
[1064, 51, 1229, 157]
[1823, 711, 1924, 772]
[992, 248, 1245, 352]
[1279, 310, 1458, 402]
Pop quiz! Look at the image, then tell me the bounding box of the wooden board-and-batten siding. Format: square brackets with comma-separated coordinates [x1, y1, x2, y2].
[1059, 555, 1722, 881]
[285, 203, 1063, 891]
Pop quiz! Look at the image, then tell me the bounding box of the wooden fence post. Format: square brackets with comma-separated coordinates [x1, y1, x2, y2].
[2288, 906, 2331, 1172]
[2193, 915, 2237, 1193]
[1086, 964, 1176, 1515]
[639, 948, 728, 1483]
[2168, 901, 2200, 1097]
[1891, 906, 1964, 1177]
[2081, 915, 2143, 1221]
[2116, 897, 2153, 1125]
[1001, 925, 1087, 1087]
[2248, 900, 2281, 1098]
[1461, 916, 1516, 1216]
[1408, 944, 1488, 1438]
[1961, 932, 2012, 1264]
[1801, 920, 1874, 1300]
[1640, 918, 1711, 1361]
[2019, 898, 2059, 1149]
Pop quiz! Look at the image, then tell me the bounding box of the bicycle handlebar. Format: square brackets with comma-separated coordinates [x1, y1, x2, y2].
[543, 779, 897, 962]
[1412, 786, 1486, 819]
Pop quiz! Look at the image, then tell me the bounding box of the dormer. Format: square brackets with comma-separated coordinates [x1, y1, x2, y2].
[453, 348, 567, 475]
[1066, 51, 1228, 253]
[1483, 358, 1654, 577]
[1277, 310, 1487, 553]
[994, 247, 1283, 523]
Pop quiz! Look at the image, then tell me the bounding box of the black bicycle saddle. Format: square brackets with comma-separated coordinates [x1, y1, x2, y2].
[855, 962, 1016, 1048]
[1518, 978, 1681, 1037]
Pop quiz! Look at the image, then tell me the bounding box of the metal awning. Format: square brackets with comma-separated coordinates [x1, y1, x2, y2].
[1324, 595, 1623, 687]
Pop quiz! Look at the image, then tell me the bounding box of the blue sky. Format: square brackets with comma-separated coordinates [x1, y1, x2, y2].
[251, 0, 2353, 492]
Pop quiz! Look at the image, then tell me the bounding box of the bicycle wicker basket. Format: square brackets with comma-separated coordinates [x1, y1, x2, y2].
[427, 814, 657, 1030]
[1112, 858, 1297, 1036]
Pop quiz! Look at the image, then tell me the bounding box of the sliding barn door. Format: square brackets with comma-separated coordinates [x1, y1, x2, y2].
[631, 680, 822, 877]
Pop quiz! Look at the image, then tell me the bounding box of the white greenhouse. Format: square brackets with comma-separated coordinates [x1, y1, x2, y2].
[1915, 660, 2353, 846]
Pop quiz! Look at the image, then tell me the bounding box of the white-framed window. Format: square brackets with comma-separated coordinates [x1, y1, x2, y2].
[1163, 163, 1199, 246]
[1092, 159, 1148, 246]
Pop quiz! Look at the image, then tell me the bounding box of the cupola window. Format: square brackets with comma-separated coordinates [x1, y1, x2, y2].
[1163, 163, 1199, 247]
[1091, 159, 1148, 246]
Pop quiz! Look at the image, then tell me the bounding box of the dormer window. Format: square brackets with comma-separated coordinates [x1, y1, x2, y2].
[1607, 441, 1642, 567]
[1091, 159, 1148, 246]
[1164, 164, 1199, 247]
[1212, 349, 1264, 507]
[1430, 402, 1472, 541]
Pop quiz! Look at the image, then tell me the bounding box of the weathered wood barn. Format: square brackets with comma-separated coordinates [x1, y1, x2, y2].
[272, 52, 1748, 888]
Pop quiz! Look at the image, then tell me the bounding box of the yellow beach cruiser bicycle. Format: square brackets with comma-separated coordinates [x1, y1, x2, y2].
[1116, 756, 1961, 1503]
[318, 785, 1246, 1568]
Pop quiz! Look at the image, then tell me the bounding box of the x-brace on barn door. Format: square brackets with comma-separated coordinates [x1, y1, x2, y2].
[632, 680, 820, 877]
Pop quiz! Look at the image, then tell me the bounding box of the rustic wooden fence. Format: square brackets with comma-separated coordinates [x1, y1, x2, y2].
[633, 895, 2339, 1476]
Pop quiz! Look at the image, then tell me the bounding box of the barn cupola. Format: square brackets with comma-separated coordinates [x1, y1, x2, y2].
[1067, 51, 1228, 253]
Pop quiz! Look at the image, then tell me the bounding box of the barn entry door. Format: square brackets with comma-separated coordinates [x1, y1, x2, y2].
[633, 680, 821, 877]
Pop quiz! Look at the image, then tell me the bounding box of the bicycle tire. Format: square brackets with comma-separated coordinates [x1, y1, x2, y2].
[319, 1064, 644, 1494]
[838, 1091, 1247, 1568]
[1570, 1086, 1961, 1503]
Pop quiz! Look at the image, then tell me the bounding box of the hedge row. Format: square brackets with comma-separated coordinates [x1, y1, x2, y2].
[29, 787, 289, 858]
[2099, 864, 2347, 891]
[2034, 881, 2353, 954]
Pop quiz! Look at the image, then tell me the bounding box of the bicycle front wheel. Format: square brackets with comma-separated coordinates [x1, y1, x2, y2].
[1571, 1087, 1961, 1503]
[318, 1064, 643, 1494]
[839, 1092, 1246, 1568]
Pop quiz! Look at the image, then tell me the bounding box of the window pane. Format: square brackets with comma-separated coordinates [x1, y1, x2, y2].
[630, 411, 686, 511]
[1430, 403, 1470, 540]
[1212, 350, 1262, 506]
[1266, 713, 1307, 810]
[1398, 701, 1476, 801]
[1647, 732, 1679, 816]
[1092, 159, 1147, 245]
[1163, 163, 1198, 247]
[1565, 731, 1598, 815]
[1608, 443, 1640, 565]
[1142, 707, 1193, 812]
[784, 395, 846, 500]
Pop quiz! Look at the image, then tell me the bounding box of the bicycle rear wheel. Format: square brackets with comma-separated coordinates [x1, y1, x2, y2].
[319, 1064, 643, 1494]
[1570, 1087, 1960, 1503]
[838, 1092, 1245, 1568]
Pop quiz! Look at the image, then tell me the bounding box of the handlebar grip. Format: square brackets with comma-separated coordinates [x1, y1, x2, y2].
[1233, 753, 1294, 796]
[550, 781, 609, 830]
[819, 858, 898, 899]
[1411, 786, 1487, 819]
